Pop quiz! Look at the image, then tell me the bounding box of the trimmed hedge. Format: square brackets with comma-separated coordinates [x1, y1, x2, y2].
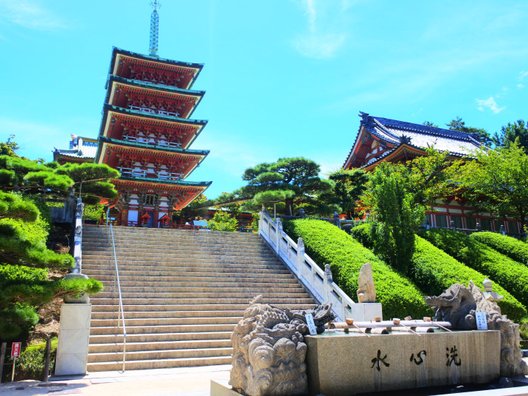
[472, 231, 528, 265]
[284, 219, 430, 319]
[353, 224, 526, 322]
[423, 229, 528, 315]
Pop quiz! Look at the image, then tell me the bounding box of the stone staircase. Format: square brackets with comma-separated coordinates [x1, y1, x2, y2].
[82, 225, 316, 372]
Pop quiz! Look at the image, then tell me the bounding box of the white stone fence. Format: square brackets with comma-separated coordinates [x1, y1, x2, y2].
[258, 210, 356, 321]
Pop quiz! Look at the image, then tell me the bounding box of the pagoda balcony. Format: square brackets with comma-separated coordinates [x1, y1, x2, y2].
[122, 134, 182, 149]
[128, 105, 180, 118]
[118, 166, 183, 181]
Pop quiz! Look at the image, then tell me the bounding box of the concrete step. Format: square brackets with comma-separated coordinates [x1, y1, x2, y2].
[89, 331, 232, 344]
[89, 297, 314, 305]
[87, 356, 231, 372]
[82, 261, 286, 270]
[83, 271, 296, 280]
[90, 323, 236, 336]
[88, 339, 232, 353]
[82, 252, 276, 260]
[88, 346, 232, 363]
[90, 303, 315, 313]
[92, 284, 304, 293]
[86, 275, 299, 284]
[82, 257, 280, 265]
[91, 310, 244, 320]
[84, 270, 292, 279]
[91, 316, 241, 327]
[95, 291, 308, 299]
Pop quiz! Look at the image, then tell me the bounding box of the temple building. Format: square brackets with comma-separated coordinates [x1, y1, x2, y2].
[94, 47, 211, 227]
[53, 135, 99, 164]
[343, 112, 521, 235]
[53, 1, 211, 227]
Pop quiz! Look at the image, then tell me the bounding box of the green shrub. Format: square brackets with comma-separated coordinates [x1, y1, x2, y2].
[83, 203, 105, 223]
[284, 219, 430, 319]
[354, 224, 527, 322]
[15, 337, 58, 380]
[472, 231, 528, 265]
[209, 211, 238, 232]
[423, 229, 528, 314]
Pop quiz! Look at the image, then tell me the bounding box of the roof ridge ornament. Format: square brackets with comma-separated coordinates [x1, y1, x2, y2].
[149, 0, 160, 57]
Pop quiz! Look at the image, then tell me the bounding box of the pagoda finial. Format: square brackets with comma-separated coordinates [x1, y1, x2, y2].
[149, 0, 160, 57]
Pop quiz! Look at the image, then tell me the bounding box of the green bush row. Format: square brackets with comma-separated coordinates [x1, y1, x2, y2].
[284, 219, 430, 319]
[352, 224, 526, 321]
[423, 229, 528, 316]
[472, 231, 528, 265]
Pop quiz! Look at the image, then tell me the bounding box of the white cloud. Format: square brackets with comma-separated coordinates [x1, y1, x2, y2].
[517, 83, 525, 90]
[293, 33, 347, 60]
[292, 0, 349, 59]
[0, 0, 67, 31]
[476, 96, 505, 114]
[519, 70, 528, 80]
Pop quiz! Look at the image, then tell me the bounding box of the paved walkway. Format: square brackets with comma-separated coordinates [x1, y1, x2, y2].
[2, 364, 528, 395]
[0, 365, 231, 396]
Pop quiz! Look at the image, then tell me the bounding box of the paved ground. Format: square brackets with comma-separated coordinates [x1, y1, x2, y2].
[1, 364, 528, 396]
[0, 365, 231, 396]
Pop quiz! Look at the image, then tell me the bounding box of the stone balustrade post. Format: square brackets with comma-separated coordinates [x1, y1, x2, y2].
[323, 264, 333, 305]
[296, 237, 305, 274]
[275, 218, 282, 254]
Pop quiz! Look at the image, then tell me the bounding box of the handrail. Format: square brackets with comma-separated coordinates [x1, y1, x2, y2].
[258, 210, 356, 321]
[106, 209, 127, 372]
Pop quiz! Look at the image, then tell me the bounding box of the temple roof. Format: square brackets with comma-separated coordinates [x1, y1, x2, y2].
[343, 112, 483, 169]
[111, 47, 204, 71]
[107, 76, 205, 97]
[53, 136, 98, 163]
[109, 48, 203, 91]
[99, 137, 210, 156]
[103, 104, 207, 126]
[119, 176, 211, 188]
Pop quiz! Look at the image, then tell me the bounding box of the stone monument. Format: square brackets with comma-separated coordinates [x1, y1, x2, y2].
[350, 262, 382, 321]
[357, 262, 376, 303]
[229, 295, 334, 396]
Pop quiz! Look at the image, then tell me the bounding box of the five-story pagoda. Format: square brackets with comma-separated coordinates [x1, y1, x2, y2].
[95, 3, 211, 227]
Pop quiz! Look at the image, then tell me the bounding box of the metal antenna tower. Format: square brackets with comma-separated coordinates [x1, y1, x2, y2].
[149, 0, 160, 57]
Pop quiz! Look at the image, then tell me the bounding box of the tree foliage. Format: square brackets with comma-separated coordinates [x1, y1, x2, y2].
[447, 116, 491, 145]
[0, 138, 104, 341]
[361, 163, 425, 275]
[406, 148, 454, 206]
[328, 169, 368, 218]
[208, 211, 238, 232]
[453, 142, 528, 230]
[241, 157, 332, 216]
[492, 120, 528, 151]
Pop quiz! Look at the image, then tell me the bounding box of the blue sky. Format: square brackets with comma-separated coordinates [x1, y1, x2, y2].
[0, 0, 527, 199]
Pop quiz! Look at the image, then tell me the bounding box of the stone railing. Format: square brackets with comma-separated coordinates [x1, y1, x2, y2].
[258, 210, 356, 321]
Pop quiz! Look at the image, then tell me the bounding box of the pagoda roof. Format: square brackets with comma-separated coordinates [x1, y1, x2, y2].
[343, 112, 483, 169]
[112, 177, 210, 210]
[99, 107, 206, 150]
[119, 176, 211, 188]
[99, 137, 209, 156]
[106, 75, 205, 98]
[96, 137, 208, 179]
[102, 104, 207, 126]
[111, 47, 203, 71]
[109, 48, 203, 89]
